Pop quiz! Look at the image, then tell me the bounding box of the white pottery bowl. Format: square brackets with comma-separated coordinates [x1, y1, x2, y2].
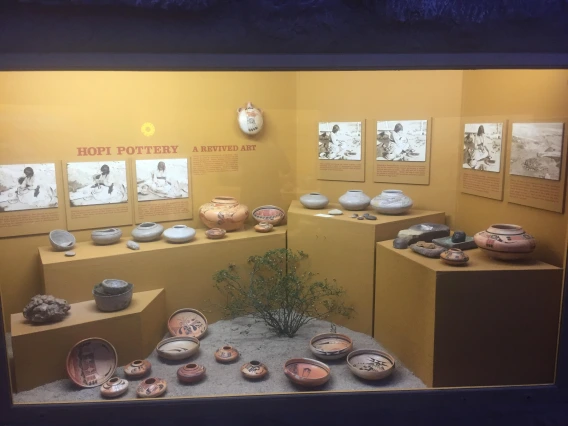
[49, 230, 76, 251]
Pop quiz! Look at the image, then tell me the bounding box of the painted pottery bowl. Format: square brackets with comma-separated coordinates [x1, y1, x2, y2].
[93, 283, 133, 312]
[124, 359, 152, 379]
[214, 345, 239, 363]
[131, 222, 164, 242]
[100, 377, 129, 398]
[309, 333, 353, 360]
[254, 222, 274, 233]
[167, 308, 208, 339]
[237, 102, 263, 135]
[440, 248, 469, 266]
[338, 190, 371, 211]
[205, 228, 227, 240]
[241, 360, 268, 380]
[136, 377, 167, 398]
[156, 336, 200, 361]
[473, 224, 536, 260]
[251, 205, 285, 225]
[346, 349, 395, 381]
[49, 229, 76, 251]
[66, 337, 117, 388]
[199, 196, 249, 231]
[177, 363, 206, 384]
[163, 225, 196, 243]
[101, 278, 129, 295]
[284, 358, 331, 387]
[370, 190, 413, 215]
[91, 228, 122, 245]
[299, 192, 329, 209]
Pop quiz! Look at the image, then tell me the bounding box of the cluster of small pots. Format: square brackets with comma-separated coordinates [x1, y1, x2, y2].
[299, 189, 413, 215]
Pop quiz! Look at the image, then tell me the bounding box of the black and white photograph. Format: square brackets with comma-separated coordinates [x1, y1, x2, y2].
[67, 161, 128, 207]
[510, 122, 564, 181]
[0, 163, 58, 212]
[135, 158, 189, 201]
[463, 123, 503, 173]
[376, 120, 428, 162]
[318, 122, 362, 161]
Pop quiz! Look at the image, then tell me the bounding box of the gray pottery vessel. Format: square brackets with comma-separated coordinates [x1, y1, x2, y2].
[162, 225, 196, 244]
[91, 228, 122, 245]
[93, 283, 133, 312]
[338, 190, 371, 211]
[299, 192, 329, 209]
[49, 230, 76, 251]
[131, 222, 164, 242]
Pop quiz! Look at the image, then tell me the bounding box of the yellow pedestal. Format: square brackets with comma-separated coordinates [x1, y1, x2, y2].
[287, 201, 445, 335]
[11, 289, 166, 392]
[374, 241, 563, 388]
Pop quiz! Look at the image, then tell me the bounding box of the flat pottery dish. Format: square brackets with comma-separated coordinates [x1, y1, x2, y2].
[91, 228, 122, 245]
[409, 241, 446, 258]
[252, 205, 285, 225]
[205, 228, 227, 240]
[241, 360, 268, 380]
[309, 333, 353, 360]
[66, 337, 117, 388]
[156, 336, 200, 361]
[49, 229, 76, 251]
[101, 278, 129, 295]
[124, 359, 152, 378]
[346, 349, 395, 381]
[440, 248, 469, 266]
[214, 345, 239, 363]
[284, 358, 331, 387]
[100, 377, 129, 398]
[136, 377, 167, 398]
[167, 308, 208, 339]
[254, 222, 273, 233]
[177, 363, 206, 384]
[93, 282, 133, 312]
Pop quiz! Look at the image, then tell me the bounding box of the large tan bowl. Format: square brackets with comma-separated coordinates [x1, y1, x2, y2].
[309, 333, 353, 360]
[156, 336, 200, 361]
[284, 358, 330, 387]
[346, 349, 395, 381]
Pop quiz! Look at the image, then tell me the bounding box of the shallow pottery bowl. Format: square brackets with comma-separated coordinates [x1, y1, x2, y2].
[101, 278, 129, 295]
[205, 228, 227, 240]
[252, 205, 286, 225]
[136, 377, 167, 398]
[100, 377, 129, 398]
[49, 229, 76, 251]
[214, 345, 240, 363]
[309, 333, 353, 360]
[177, 363, 206, 384]
[66, 337, 117, 388]
[91, 228, 122, 245]
[346, 349, 395, 381]
[284, 358, 331, 387]
[241, 360, 268, 380]
[156, 336, 200, 360]
[93, 283, 133, 312]
[167, 308, 208, 339]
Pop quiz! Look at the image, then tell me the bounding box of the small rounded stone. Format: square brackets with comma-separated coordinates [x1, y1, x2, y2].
[127, 240, 140, 250]
[357, 216, 365, 220]
[451, 231, 466, 243]
[64, 251, 75, 257]
[328, 209, 343, 215]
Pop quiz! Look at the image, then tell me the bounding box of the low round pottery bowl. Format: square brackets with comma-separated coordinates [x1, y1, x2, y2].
[124, 359, 152, 378]
[131, 222, 164, 242]
[167, 308, 208, 339]
[346, 349, 395, 381]
[136, 377, 167, 398]
[370, 190, 413, 215]
[49, 229, 76, 251]
[101, 278, 129, 295]
[177, 363, 206, 384]
[252, 205, 286, 225]
[91, 228, 122, 245]
[473, 224, 536, 260]
[284, 358, 331, 387]
[241, 360, 268, 380]
[163, 225, 196, 243]
[309, 333, 353, 360]
[214, 345, 239, 363]
[299, 192, 329, 209]
[156, 336, 200, 361]
[100, 377, 129, 398]
[338, 190, 371, 211]
[93, 283, 133, 312]
[205, 228, 227, 240]
[440, 248, 469, 266]
[66, 337, 117, 388]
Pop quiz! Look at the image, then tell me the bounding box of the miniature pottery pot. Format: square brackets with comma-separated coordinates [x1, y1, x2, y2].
[237, 102, 263, 135]
[136, 377, 167, 398]
[299, 192, 329, 209]
[214, 345, 239, 363]
[474, 224, 536, 260]
[124, 359, 152, 379]
[440, 248, 469, 266]
[370, 190, 413, 215]
[156, 336, 200, 361]
[338, 190, 371, 211]
[409, 241, 446, 258]
[284, 358, 331, 387]
[100, 377, 129, 398]
[91, 228, 122, 245]
[167, 308, 208, 339]
[241, 360, 268, 380]
[309, 333, 353, 360]
[93, 283, 133, 312]
[251, 205, 285, 225]
[66, 338, 117, 388]
[254, 222, 273, 233]
[163, 225, 196, 243]
[199, 196, 249, 231]
[49, 229, 76, 251]
[205, 228, 227, 239]
[101, 278, 129, 295]
[177, 363, 206, 383]
[131, 222, 164, 242]
[346, 349, 395, 381]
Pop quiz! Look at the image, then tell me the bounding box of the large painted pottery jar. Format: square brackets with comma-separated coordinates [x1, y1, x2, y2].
[284, 358, 331, 387]
[49, 229, 76, 251]
[199, 196, 249, 231]
[131, 222, 164, 242]
[100, 377, 129, 398]
[237, 102, 264, 135]
[299, 192, 329, 209]
[91, 228, 122, 245]
[346, 349, 395, 381]
[473, 224, 536, 260]
[370, 190, 413, 215]
[177, 363, 206, 384]
[163, 225, 196, 244]
[66, 337, 117, 388]
[338, 190, 371, 211]
[136, 377, 167, 398]
[309, 333, 353, 360]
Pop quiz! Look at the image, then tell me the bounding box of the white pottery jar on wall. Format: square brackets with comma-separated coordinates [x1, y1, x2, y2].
[237, 102, 264, 135]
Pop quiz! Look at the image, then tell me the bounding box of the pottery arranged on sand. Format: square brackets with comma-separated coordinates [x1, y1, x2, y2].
[254, 222, 273, 233]
[214, 345, 239, 363]
[136, 377, 167, 398]
[23, 294, 70, 323]
[199, 196, 249, 231]
[131, 222, 164, 242]
[346, 349, 395, 381]
[163, 225, 196, 243]
[338, 190, 371, 211]
[177, 363, 206, 383]
[156, 336, 200, 361]
[474, 224, 536, 260]
[284, 358, 331, 387]
[91, 228, 122, 245]
[241, 361, 268, 380]
[440, 248, 469, 266]
[252, 205, 285, 225]
[93, 282, 133, 312]
[101, 278, 129, 295]
[66, 338, 117, 388]
[49, 229, 76, 251]
[167, 308, 208, 339]
[205, 228, 227, 239]
[370, 190, 413, 215]
[237, 102, 264, 135]
[409, 241, 446, 258]
[124, 359, 152, 378]
[309, 333, 353, 360]
[299, 192, 329, 209]
[100, 377, 129, 398]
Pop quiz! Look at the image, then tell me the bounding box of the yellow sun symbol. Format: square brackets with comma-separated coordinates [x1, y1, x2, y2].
[141, 122, 155, 137]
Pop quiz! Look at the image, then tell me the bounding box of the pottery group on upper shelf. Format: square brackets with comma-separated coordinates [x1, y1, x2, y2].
[136, 377, 167, 398]
[370, 190, 413, 215]
[237, 102, 263, 135]
[338, 190, 371, 211]
[199, 196, 249, 231]
[177, 363, 206, 384]
[474, 224, 536, 260]
[299, 192, 329, 209]
[131, 222, 164, 242]
[214, 345, 240, 363]
[91, 228, 122, 245]
[49, 229, 76, 251]
[162, 225, 196, 243]
[252, 205, 285, 225]
[241, 361, 268, 380]
[100, 377, 129, 398]
[93, 280, 133, 312]
[23, 294, 70, 323]
[124, 359, 152, 379]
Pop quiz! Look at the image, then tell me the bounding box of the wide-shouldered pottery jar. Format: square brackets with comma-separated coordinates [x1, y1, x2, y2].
[214, 345, 239, 363]
[136, 377, 167, 398]
[124, 359, 152, 379]
[100, 377, 129, 398]
[473, 224, 536, 260]
[370, 190, 413, 215]
[299, 192, 329, 209]
[91, 228, 122, 245]
[163, 225, 196, 243]
[241, 360, 268, 380]
[440, 248, 469, 266]
[177, 363, 206, 384]
[131, 222, 164, 242]
[199, 196, 249, 231]
[338, 190, 371, 211]
[237, 102, 263, 135]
